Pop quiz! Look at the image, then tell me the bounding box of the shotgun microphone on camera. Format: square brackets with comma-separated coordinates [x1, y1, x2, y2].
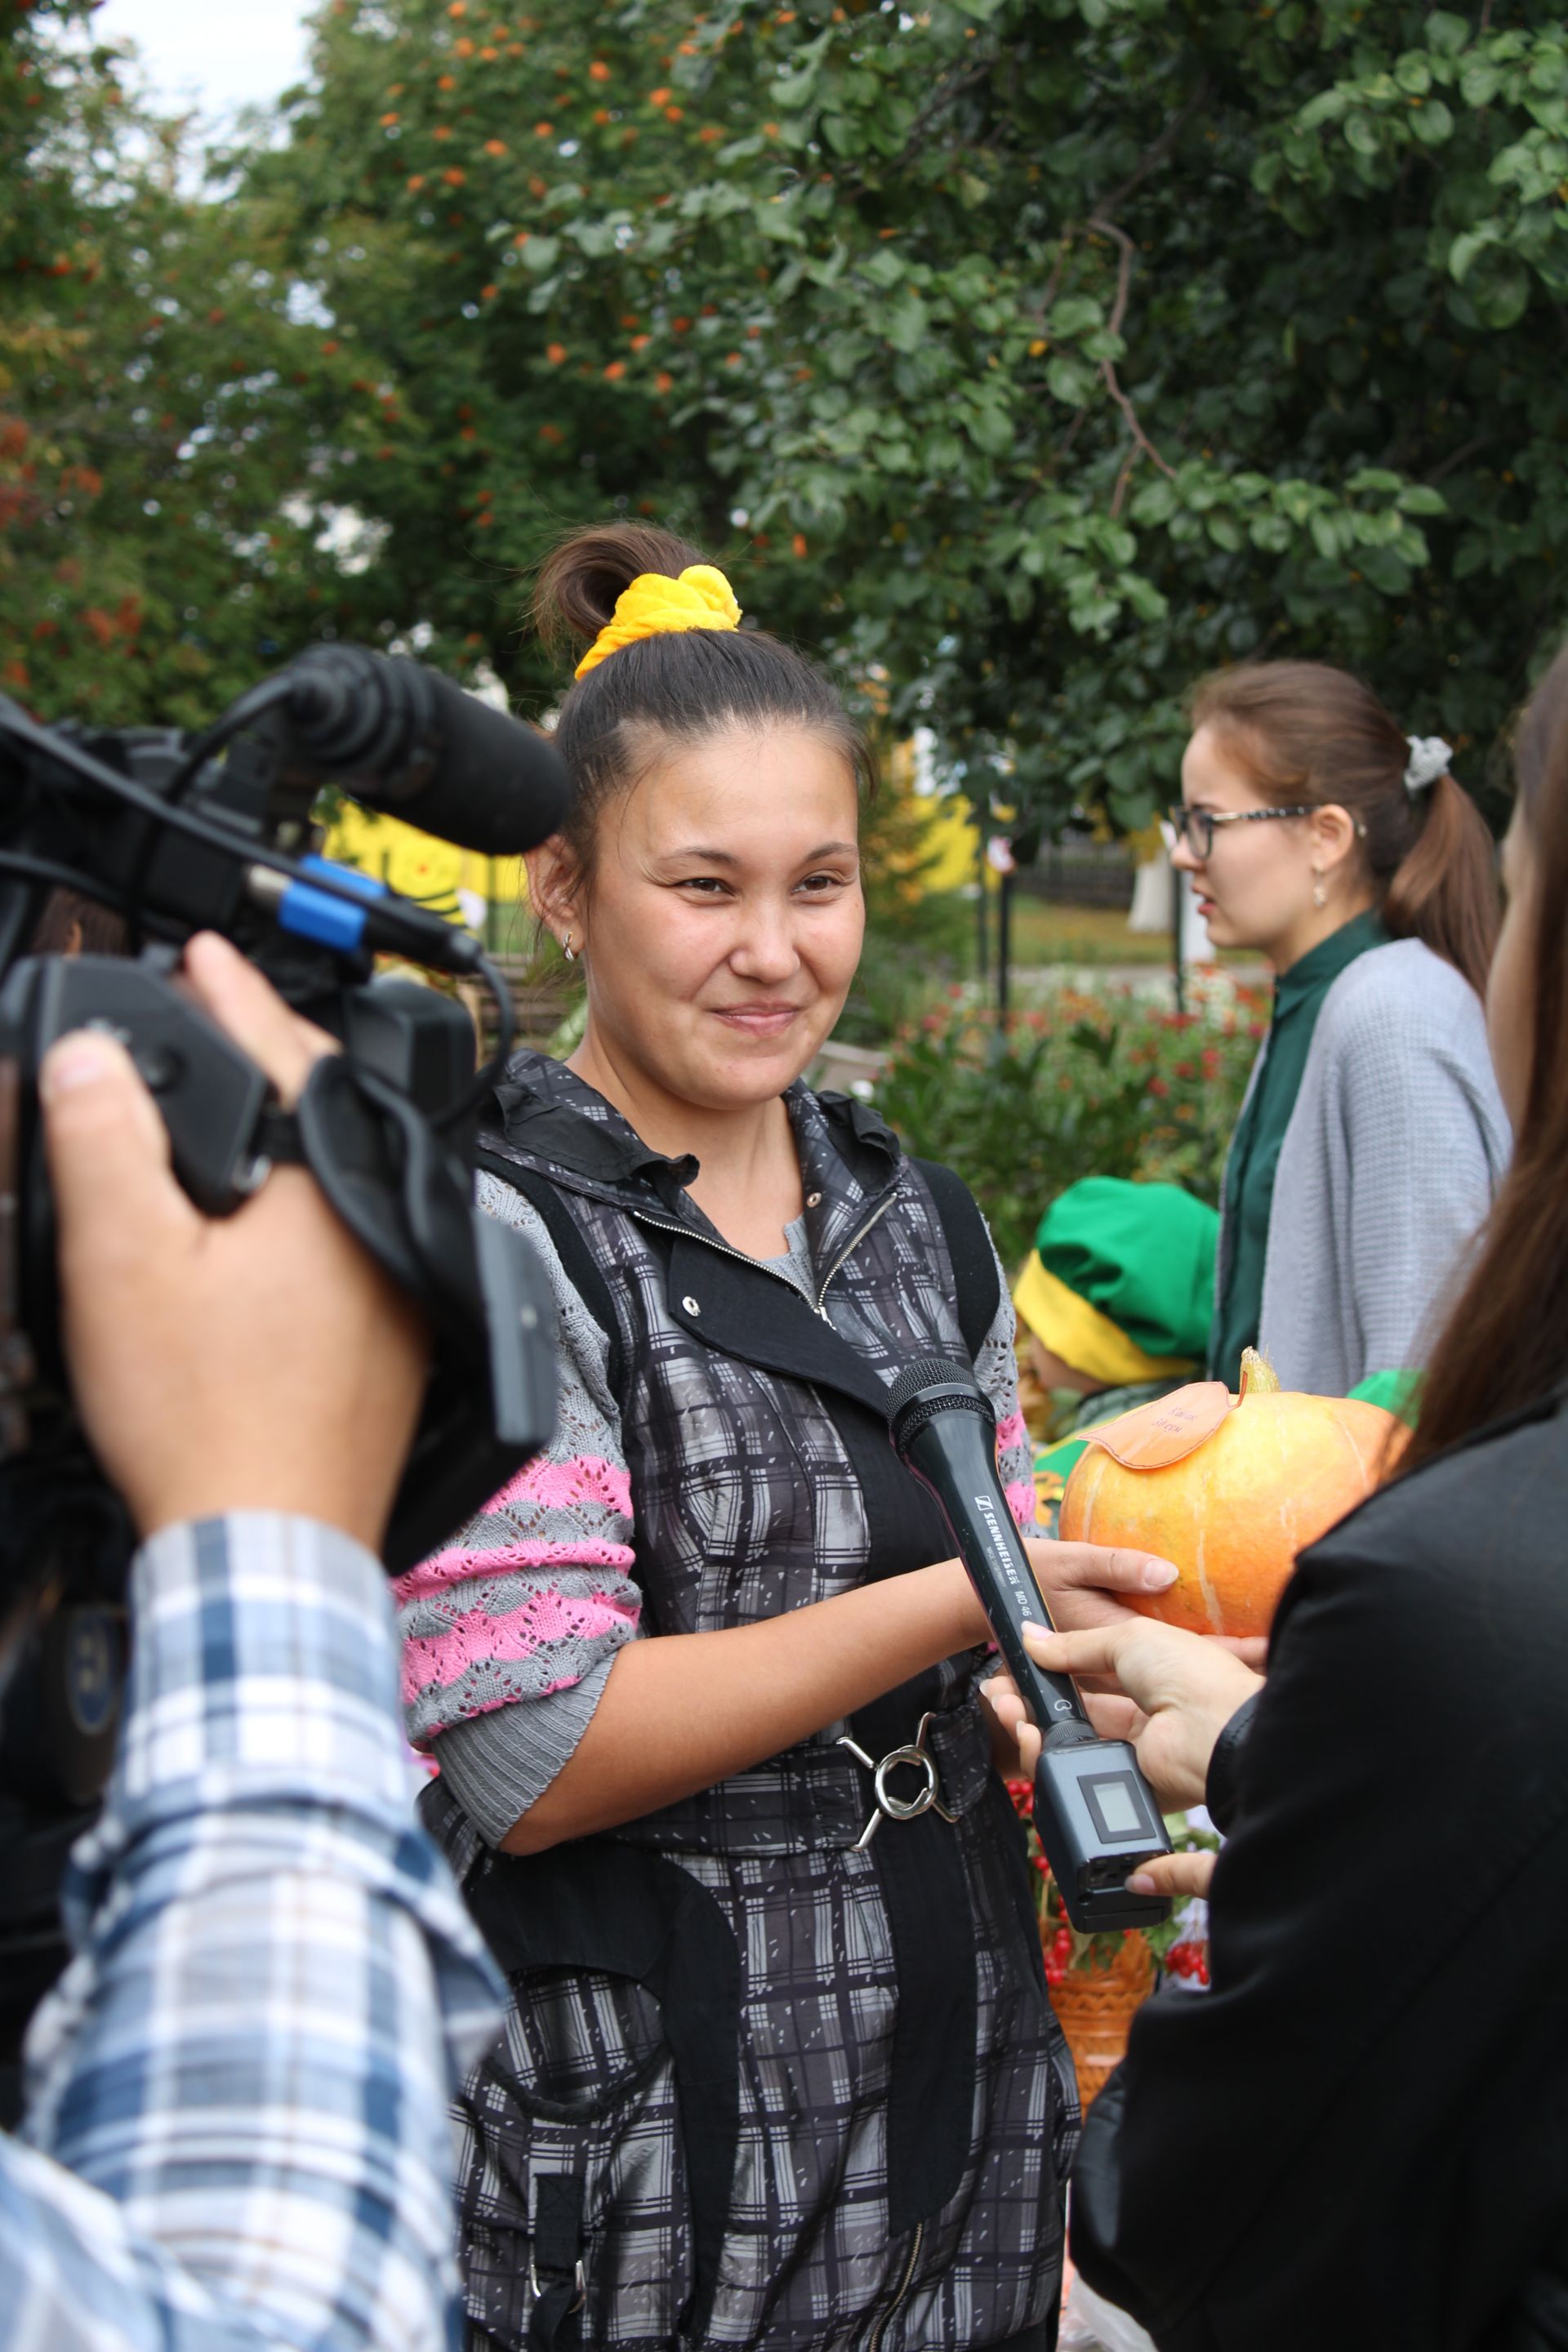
[279, 647, 570, 855]
[887, 1356, 1172, 1933]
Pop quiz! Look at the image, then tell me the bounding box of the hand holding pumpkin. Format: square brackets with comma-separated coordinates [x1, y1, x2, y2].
[1018, 1534, 1183, 1629]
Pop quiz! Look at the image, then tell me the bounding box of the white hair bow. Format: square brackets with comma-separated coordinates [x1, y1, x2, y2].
[1403, 735, 1452, 795]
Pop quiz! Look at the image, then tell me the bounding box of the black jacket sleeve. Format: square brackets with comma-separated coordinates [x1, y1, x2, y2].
[1071, 1392, 1568, 2352]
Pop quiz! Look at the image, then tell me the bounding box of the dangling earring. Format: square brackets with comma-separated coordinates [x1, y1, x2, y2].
[561, 930, 577, 961]
[1311, 875, 1327, 910]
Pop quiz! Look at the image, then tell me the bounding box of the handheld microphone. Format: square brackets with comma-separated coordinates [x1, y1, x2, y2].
[887, 1356, 1172, 1932]
[279, 647, 571, 854]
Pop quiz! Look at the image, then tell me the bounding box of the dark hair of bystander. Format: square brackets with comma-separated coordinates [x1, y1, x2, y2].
[1403, 643, 1568, 1467]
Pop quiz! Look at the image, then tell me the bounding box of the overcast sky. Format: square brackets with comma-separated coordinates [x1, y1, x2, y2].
[96, 0, 314, 126]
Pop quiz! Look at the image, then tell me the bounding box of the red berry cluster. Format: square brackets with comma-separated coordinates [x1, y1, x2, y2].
[1006, 1777, 1034, 1820]
[1165, 1940, 1210, 1986]
[1044, 1924, 1074, 1988]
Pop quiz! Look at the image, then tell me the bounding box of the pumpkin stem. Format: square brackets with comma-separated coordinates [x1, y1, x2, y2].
[1238, 1347, 1281, 1399]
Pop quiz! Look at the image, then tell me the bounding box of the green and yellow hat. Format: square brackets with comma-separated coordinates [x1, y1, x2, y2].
[1013, 1177, 1219, 1388]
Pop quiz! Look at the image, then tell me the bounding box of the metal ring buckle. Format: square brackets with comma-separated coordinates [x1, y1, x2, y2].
[528, 2255, 586, 2314]
[838, 1710, 960, 1851]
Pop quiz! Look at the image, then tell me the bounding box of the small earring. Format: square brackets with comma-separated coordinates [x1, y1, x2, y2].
[1311, 875, 1327, 910]
[561, 930, 577, 961]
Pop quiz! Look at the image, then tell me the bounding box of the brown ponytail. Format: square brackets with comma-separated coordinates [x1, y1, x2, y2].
[1401, 643, 1568, 1468]
[1189, 662, 1500, 996]
[531, 523, 873, 898]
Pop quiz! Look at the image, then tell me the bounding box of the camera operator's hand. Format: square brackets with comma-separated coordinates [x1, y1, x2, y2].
[1020, 1618, 1261, 1819]
[40, 932, 428, 1548]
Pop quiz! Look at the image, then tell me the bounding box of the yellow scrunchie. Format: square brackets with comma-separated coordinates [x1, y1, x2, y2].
[574, 564, 742, 679]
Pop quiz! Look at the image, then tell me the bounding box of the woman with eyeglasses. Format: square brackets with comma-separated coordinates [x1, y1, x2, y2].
[1171, 662, 1509, 1393]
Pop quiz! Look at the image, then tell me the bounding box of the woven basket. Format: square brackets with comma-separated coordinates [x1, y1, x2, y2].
[1049, 1935, 1155, 2109]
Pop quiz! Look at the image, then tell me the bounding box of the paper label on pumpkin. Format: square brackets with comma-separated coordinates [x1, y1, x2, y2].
[1080, 1382, 1234, 1470]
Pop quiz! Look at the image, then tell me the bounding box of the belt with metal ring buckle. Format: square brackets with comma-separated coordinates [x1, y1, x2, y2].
[528, 2254, 586, 2314]
[837, 1709, 960, 1851]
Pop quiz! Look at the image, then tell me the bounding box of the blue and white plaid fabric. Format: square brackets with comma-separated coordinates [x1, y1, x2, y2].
[1, 1512, 503, 2352]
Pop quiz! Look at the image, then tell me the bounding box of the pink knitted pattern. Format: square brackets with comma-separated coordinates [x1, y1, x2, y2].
[994, 1409, 1028, 1457]
[401, 1586, 641, 1711]
[391, 1451, 635, 1604]
[1004, 1478, 1037, 1532]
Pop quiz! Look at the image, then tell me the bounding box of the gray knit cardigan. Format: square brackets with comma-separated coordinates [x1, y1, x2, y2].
[1229, 937, 1512, 1395]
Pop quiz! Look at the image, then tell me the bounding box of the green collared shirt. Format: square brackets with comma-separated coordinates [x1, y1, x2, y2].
[1208, 910, 1387, 1386]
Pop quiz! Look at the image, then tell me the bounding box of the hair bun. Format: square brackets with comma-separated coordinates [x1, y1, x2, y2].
[533, 522, 710, 653]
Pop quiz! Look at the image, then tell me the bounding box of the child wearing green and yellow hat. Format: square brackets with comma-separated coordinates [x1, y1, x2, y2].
[1016, 1177, 1220, 1535]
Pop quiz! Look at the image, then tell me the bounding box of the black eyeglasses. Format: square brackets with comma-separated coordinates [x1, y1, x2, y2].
[1168, 804, 1316, 861]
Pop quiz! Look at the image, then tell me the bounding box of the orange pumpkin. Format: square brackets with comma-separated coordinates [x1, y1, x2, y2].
[1058, 1352, 1400, 1637]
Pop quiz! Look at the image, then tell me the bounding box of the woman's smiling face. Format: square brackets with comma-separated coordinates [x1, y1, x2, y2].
[552, 722, 865, 1113]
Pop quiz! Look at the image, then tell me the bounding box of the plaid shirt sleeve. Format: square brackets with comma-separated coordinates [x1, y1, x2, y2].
[1, 1512, 504, 2352]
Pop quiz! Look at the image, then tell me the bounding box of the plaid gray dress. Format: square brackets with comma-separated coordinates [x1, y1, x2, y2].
[407, 1056, 1076, 2351]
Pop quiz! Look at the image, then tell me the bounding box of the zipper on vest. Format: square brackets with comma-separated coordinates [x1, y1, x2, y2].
[812, 1191, 896, 1321]
[866, 2219, 923, 2352]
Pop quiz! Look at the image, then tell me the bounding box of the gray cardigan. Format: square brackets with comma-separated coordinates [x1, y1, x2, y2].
[1241, 938, 1511, 1394]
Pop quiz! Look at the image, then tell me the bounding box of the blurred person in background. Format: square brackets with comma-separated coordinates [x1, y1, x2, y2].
[1020, 640, 1568, 2350]
[1172, 661, 1509, 1395]
[1016, 1178, 1218, 1534]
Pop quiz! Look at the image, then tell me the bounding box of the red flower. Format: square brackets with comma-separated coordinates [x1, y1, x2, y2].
[1147, 1076, 1169, 1098]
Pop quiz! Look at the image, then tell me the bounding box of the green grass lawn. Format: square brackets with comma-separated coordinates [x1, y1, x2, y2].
[1000, 899, 1172, 965]
[997, 898, 1257, 969]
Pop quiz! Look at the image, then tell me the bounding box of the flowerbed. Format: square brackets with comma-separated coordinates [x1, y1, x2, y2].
[873, 976, 1264, 1271]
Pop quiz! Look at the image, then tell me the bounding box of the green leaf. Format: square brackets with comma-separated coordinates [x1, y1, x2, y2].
[1465, 244, 1532, 327]
[1046, 352, 1095, 406]
[1397, 483, 1450, 514]
[965, 400, 1014, 457]
[1425, 11, 1471, 56]
[1345, 112, 1381, 156]
[519, 235, 559, 272]
[882, 289, 929, 353]
[1460, 60, 1503, 109]
[1410, 98, 1455, 145]
[1049, 293, 1104, 339]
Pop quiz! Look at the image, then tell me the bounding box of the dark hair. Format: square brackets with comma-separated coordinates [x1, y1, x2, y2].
[532, 523, 874, 896]
[1401, 644, 1568, 1468]
[27, 888, 127, 958]
[1189, 661, 1500, 996]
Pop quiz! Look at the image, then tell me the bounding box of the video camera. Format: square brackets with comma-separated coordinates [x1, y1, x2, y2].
[0, 645, 570, 2100]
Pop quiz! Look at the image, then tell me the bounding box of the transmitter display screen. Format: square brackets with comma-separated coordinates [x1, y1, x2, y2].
[1083, 1771, 1157, 1846]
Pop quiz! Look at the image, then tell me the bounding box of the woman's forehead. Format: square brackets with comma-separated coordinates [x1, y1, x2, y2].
[1182, 721, 1268, 808]
[612, 726, 861, 852]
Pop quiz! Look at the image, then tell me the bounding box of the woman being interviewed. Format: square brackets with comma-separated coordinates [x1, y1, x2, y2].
[1021, 644, 1568, 2346]
[1173, 662, 1510, 1393]
[398, 527, 1174, 2352]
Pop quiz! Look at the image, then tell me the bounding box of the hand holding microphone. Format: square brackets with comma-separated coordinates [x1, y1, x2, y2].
[887, 1356, 1175, 1931]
